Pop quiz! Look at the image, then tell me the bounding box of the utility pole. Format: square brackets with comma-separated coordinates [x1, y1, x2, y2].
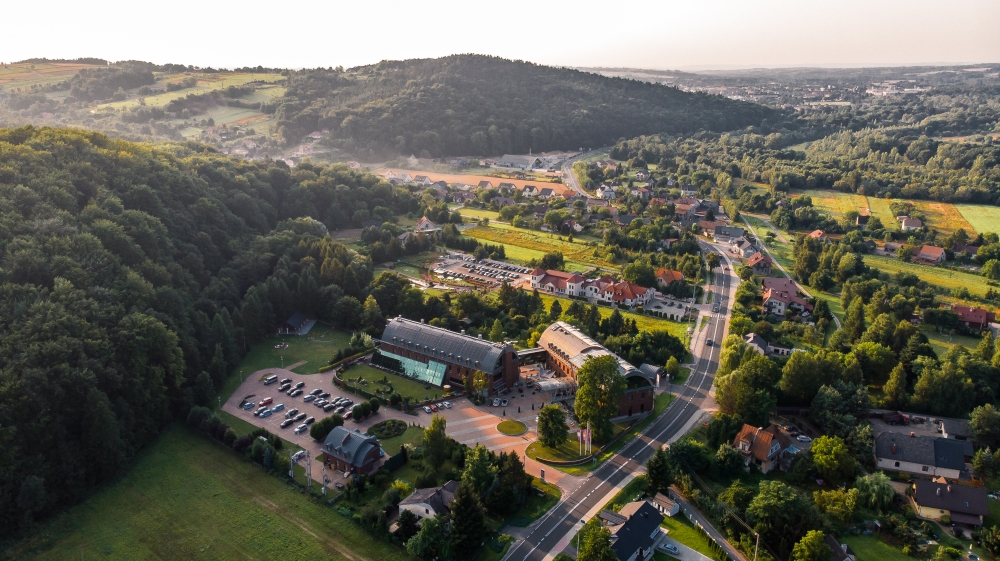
[754, 532, 759, 561]
[240, 369, 243, 383]
[288, 450, 294, 478]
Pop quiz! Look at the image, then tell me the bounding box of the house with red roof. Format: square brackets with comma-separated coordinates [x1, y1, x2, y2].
[808, 229, 825, 240]
[916, 245, 946, 265]
[747, 252, 773, 275]
[655, 269, 684, 289]
[597, 280, 653, 307]
[951, 305, 996, 331]
[763, 288, 814, 317]
[530, 269, 588, 297]
[415, 216, 441, 233]
[733, 424, 793, 473]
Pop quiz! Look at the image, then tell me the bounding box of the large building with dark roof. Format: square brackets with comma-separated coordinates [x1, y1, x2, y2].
[912, 480, 989, 526]
[321, 426, 382, 475]
[874, 433, 966, 479]
[377, 317, 519, 396]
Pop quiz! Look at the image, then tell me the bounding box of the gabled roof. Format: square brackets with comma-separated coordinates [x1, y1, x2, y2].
[808, 229, 825, 238]
[478, 180, 494, 188]
[918, 245, 945, 259]
[322, 427, 380, 468]
[286, 311, 308, 327]
[539, 187, 554, 196]
[913, 480, 989, 517]
[400, 480, 460, 514]
[655, 268, 684, 284]
[901, 217, 923, 228]
[874, 433, 965, 470]
[609, 501, 664, 560]
[951, 306, 996, 325]
[762, 277, 797, 293]
[733, 424, 781, 462]
[747, 252, 772, 267]
[826, 534, 856, 561]
[954, 244, 979, 255]
[381, 316, 512, 372]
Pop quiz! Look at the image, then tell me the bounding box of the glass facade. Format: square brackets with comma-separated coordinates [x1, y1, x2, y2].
[378, 350, 447, 386]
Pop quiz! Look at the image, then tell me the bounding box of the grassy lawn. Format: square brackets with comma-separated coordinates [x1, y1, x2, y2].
[955, 203, 1000, 235]
[661, 515, 725, 561]
[339, 363, 445, 402]
[459, 207, 501, 221]
[922, 325, 984, 355]
[498, 420, 528, 435]
[464, 224, 614, 269]
[865, 254, 991, 296]
[220, 324, 353, 402]
[507, 479, 562, 527]
[798, 189, 870, 220]
[672, 366, 692, 386]
[841, 534, 913, 561]
[588, 393, 674, 473]
[526, 430, 589, 463]
[376, 425, 424, 453]
[3, 425, 408, 561]
[538, 293, 691, 342]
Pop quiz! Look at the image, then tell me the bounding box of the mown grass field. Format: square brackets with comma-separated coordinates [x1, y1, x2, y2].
[661, 515, 725, 561]
[798, 189, 869, 219]
[864, 254, 991, 295]
[340, 363, 445, 402]
[921, 326, 984, 356]
[465, 224, 613, 270]
[3, 426, 410, 561]
[841, 535, 912, 561]
[459, 207, 501, 221]
[865, 197, 898, 230]
[956, 203, 1000, 235]
[537, 293, 689, 340]
[100, 72, 286, 110]
[0, 62, 101, 88]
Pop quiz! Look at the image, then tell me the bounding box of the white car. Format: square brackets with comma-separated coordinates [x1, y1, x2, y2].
[493, 398, 501, 407]
[423, 405, 433, 414]
[442, 401, 452, 409]
[294, 424, 309, 434]
[797, 435, 812, 443]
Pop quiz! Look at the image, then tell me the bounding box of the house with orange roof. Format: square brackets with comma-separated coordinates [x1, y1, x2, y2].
[808, 229, 825, 240]
[597, 280, 653, 307]
[747, 252, 773, 275]
[733, 424, 793, 473]
[414, 216, 441, 233]
[529, 269, 588, 297]
[655, 269, 684, 289]
[916, 245, 946, 265]
[763, 288, 813, 317]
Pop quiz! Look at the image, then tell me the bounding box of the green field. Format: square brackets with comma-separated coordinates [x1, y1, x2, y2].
[955, 203, 1000, 236]
[3, 426, 409, 561]
[866, 197, 899, 230]
[921, 326, 984, 356]
[220, 324, 353, 401]
[465, 223, 612, 271]
[537, 293, 690, 341]
[841, 535, 913, 561]
[376, 425, 424, 453]
[340, 363, 446, 402]
[865, 254, 991, 296]
[799, 189, 869, 219]
[100, 72, 286, 110]
[508, 479, 562, 527]
[459, 207, 502, 221]
[661, 515, 725, 561]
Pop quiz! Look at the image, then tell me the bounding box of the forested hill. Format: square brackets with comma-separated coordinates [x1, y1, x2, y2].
[273, 54, 780, 157]
[0, 126, 420, 536]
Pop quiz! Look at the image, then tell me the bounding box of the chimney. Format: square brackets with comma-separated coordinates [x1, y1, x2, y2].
[947, 485, 952, 492]
[421, 318, 425, 323]
[937, 488, 942, 496]
[892, 444, 897, 454]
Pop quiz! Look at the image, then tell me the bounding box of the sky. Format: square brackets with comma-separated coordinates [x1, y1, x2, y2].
[5, 0, 999, 70]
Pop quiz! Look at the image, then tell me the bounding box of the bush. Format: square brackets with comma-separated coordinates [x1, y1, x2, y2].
[223, 428, 237, 447]
[186, 406, 211, 428]
[369, 397, 381, 413]
[389, 393, 402, 406]
[232, 436, 253, 454]
[414, 471, 437, 489]
[941, 514, 951, 525]
[310, 414, 345, 440]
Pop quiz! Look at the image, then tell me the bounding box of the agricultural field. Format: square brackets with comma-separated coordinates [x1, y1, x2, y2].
[864, 254, 991, 297]
[909, 200, 976, 235]
[537, 293, 689, 340]
[459, 207, 502, 221]
[865, 197, 898, 230]
[375, 169, 574, 196]
[465, 223, 613, 270]
[0, 61, 101, 89]
[955, 203, 1000, 235]
[3, 426, 410, 561]
[798, 189, 869, 219]
[99, 72, 286, 110]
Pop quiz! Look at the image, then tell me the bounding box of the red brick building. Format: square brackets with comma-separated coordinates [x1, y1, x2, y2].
[321, 427, 382, 475]
[951, 305, 996, 331]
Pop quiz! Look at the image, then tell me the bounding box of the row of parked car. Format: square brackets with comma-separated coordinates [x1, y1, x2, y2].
[248, 377, 360, 433]
[421, 401, 452, 414]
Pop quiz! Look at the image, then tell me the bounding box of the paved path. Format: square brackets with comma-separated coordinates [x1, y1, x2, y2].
[669, 488, 750, 561]
[740, 215, 842, 329]
[503, 241, 736, 561]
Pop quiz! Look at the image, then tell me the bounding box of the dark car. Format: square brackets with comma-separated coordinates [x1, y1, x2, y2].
[706, 339, 713, 347]
[310, 388, 322, 396]
[304, 416, 316, 425]
[319, 392, 331, 399]
[280, 418, 295, 428]
[285, 408, 299, 419]
[278, 383, 291, 392]
[294, 381, 305, 389]
[323, 404, 336, 412]
[279, 377, 292, 385]
[294, 413, 307, 421]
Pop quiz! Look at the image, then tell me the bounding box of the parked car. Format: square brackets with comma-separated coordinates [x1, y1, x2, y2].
[304, 417, 315, 425]
[501, 399, 508, 407]
[658, 543, 679, 555]
[319, 392, 331, 399]
[258, 397, 273, 407]
[260, 409, 273, 418]
[493, 398, 500, 407]
[797, 435, 812, 442]
[705, 339, 713, 347]
[294, 381, 305, 389]
[442, 401, 452, 409]
[292, 450, 307, 462]
[279, 378, 291, 385]
[242, 402, 255, 410]
[290, 389, 303, 397]
[280, 419, 294, 428]
[294, 413, 307, 421]
[423, 406, 433, 414]
[335, 406, 345, 414]
[430, 404, 439, 412]
[285, 408, 299, 418]
[314, 399, 327, 407]
[303, 394, 316, 403]
[323, 404, 336, 412]
[294, 424, 308, 434]
[278, 383, 291, 393]
[310, 388, 322, 396]
[271, 403, 285, 412]
[254, 407, 267, 416]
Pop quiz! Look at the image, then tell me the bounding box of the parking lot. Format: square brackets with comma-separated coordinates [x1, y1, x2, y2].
[430, 254, 533, 288]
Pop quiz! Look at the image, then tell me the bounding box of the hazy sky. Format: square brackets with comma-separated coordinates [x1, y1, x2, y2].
[5, 0, 998, 70]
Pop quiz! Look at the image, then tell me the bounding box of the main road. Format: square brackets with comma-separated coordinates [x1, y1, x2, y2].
[504, 240, 737, 561]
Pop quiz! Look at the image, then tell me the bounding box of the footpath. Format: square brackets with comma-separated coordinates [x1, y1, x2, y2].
[668, 487, 751, 561]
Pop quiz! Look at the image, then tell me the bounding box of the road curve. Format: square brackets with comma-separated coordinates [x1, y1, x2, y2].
[503, 241, 736, 561]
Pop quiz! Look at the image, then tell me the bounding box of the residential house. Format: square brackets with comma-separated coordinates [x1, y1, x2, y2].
[452, 192, 476, 204]
[396, 172, 414, 183]
[523, 185, 539, 197]
[647, 493, 680, 517]
[413, 175, 432, 186]
[884, 241, 902, 253]
[856, 215, 870, 227]
[595, 160, 619, 172]
[825, 535, 857, 561]
[658, 238, 678, 250]
[478, 180, 494, 190]
[916, 245, 946, 265]
[747, 252, 773, 275]
[654, 268, 684, 289]
[562, 219, 584, 233]
[951, 306, 997, 331]
[598, 185, 617, 200]
[680, 184, 697, 197]
[763, 288, 813, 316]
[596, 280, 654, 307]
[762, 277, 798, 293]
[415, 216, 441, 233]
[494, 196, 516, 208]
[630, 186, 651, 200]
[874, 432, 966, 479]
[497, 182, 516, 192]
[808, 229, 825, 240]
[953, 244, 979, 257]
[698, 220, 726, 234]
[532, 205, 550, 221]
[911, 480, 989, 526]
[587, 198, 614, 214]
[732, 424, 793, 473]
[634, 171, 649, 181]
[674, 203, 698, 222]
[900, 216, 923, 231]
[617, 213, 642, 227]
[538, 187, 555, 200]
[281, 311, 309, 335]
[713, 225, 746, 243]
[399, 480, 460, 521]
[745, 333, 793, 357]
[599, 501, 666, 561]
[321, 426, 382, 475]
[731, 238, 758, 259]
[494, 154, 542, 170]
[530, 269, 588, 297]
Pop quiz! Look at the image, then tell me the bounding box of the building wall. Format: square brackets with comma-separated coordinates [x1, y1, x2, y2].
[401, 503, 439, 520]
[618, 386, 654, 418]
[875, 457, 961, 479]
[378, 342, 517, 396]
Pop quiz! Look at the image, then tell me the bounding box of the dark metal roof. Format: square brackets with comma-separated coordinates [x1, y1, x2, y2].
[874, 433, 966, 471]
[610, 501, 664, 560]
[934, 438, 967, 471]
[381, 317, 511, 372]
[322, 427, 380, 468]
[286, 311, 307, 328]
[913, 480, 989, 517]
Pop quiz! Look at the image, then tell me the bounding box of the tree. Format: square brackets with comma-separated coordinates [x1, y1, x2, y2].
[537, 404, 569, 448]
[979, 331, 995, 363]
[854, 472, 894, 511]
[623, 260, 656, 287]
[706, 252, 721, 270]
[578, 525, 618, 561]
[310, 414, 344, 440]
[461, 444, 497, 497]
[713, 443, 744, 479]
[646, 447, 675, 496]
[489, 319, 505, 342]
[575, 355, 627, 442]
[665, 356, 680, 379]
[472, 370, 490, 397]
[971, 404, 1000, 449]
[17, 475, 47, 529]
[980, 525, 1000, 556]
[424, 414, 449, 468]
[791, 531, 832, 561]
[813, 488, 858, 523]
[549, 299, 563, 321]
[369, 397, 380, 413]
[842, 297, 865, 343]
[396, 509, 420, 542]
[810, 435, 856, 484]
[852, 342, 896, 385]
[406, 513, 451, 560]
[450, 481, 489, 560]
[746, 481, 819, 556]
[715, 369, 776, 427]
[361, 295, 383, 331]
[882, 362, 909, 408]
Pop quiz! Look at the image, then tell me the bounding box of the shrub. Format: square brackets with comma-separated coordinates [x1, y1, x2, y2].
[186, 406, 211, 428]
[310, 414, 345, 440]
[941, 514, 951, 524]
[232, 436, 253, 454]
[414, 471, 437, 489]
[369, 397, 381, 413]
[223, 428, 237, 447]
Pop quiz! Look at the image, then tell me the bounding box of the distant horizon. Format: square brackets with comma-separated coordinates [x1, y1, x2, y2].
[3, 0, 997, 72]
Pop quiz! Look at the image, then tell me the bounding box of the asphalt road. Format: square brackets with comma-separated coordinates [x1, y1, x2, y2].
[503, 241, 736, 561]
[560, 148, 608, 197]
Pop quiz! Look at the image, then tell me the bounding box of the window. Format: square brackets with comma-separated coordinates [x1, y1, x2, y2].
[425, 508, 429, 514]
[922, 466, 929, 472]
[894, 461, 900, 468]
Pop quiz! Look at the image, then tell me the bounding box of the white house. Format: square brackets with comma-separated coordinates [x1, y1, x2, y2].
[414, 216, 441, 233]
[399, 480, 459, 521]
[874, 433, 965, 479]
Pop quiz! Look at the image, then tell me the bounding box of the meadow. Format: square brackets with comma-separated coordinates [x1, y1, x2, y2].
[864, 254, 991, 296]
[792, 190, 991, 236]
[955, 203, 1000, 235]
[2, 426, 411, 561]
[465, 223, 614, 270]
[798, 189, 869, 219]
[0, 61, 101, 88]
[99, 72, 286, 110]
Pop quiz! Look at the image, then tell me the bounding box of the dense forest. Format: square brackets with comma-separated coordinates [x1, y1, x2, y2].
[270, 55, 779, 157]
[0, 126, 425, 537]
